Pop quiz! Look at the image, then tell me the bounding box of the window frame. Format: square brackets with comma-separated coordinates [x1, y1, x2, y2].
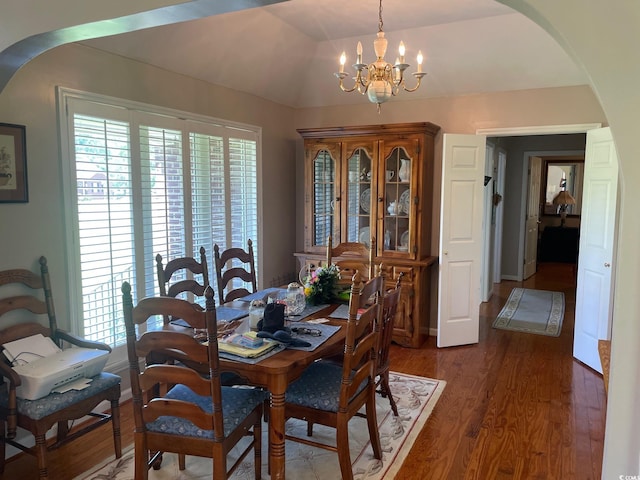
[57, 87, 263, 371]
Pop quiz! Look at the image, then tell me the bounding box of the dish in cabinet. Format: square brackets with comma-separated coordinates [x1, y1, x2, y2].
[399, 189, 410, 214]
[358, 226, 371, 248]
[360, 188, 371, 213]
[400, 230, 409, 248]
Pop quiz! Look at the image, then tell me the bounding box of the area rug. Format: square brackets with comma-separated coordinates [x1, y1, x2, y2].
[493, 287, 565, 336]
[77, 372, 445, 480]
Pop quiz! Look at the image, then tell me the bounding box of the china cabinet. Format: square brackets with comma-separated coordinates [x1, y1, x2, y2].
[295, 122, 440, 348]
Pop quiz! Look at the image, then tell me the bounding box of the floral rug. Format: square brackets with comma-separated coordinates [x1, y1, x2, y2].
[78, 372, 445, 480]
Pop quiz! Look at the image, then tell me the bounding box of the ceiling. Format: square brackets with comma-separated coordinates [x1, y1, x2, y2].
[80, 0, 588, 108]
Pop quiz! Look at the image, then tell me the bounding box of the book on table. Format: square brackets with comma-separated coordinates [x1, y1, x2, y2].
[217, 331, 279, 358]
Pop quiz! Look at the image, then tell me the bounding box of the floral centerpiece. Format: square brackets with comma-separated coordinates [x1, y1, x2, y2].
[303, 264, 340, 305]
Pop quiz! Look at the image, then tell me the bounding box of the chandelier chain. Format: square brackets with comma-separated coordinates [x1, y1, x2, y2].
[378, 0, 384, 33]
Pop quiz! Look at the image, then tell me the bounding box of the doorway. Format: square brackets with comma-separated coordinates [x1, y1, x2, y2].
[481, 129, 593, 283]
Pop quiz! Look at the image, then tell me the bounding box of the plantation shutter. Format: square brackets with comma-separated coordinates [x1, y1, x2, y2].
[60, 89, 261, 364]
[190, 130, 224, 269]
[69, 110, 134, 347]
[190, 126, 259, 296]
[229, 136, 259, 250]
[139, 121, 187, 302]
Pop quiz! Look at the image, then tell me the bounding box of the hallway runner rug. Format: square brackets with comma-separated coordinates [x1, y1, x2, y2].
[493, 287, 565, 337]
[78, 372, 445, 480]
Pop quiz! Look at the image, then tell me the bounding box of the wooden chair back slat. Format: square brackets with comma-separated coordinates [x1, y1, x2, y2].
[156, 246, 210, 324]
[213, 239, 257, 304]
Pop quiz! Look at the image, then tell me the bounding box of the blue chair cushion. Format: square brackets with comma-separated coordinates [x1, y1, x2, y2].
[0, 372, 121, 420]
[145, 385, 267, 439]
[285, 361, 366, 412]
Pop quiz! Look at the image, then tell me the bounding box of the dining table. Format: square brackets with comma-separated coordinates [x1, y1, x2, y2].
[169, 296, 347, 480]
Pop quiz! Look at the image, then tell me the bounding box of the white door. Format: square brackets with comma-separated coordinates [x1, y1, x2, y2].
[437, 134, 486, 347]
[523, 156, 542, 279]
[574, 127, 618, 372]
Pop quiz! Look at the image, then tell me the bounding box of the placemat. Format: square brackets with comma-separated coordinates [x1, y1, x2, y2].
[328, 303, 350, 319]
[170, 306, 247, 328]
[216, 306, 249, 322]
[289, 303, 331, 322]
[286, 323, 341, 352]
[238, 288, 287, 302]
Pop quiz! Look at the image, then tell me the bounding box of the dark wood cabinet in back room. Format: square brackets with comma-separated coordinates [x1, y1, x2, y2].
[295, 122, 440, 348]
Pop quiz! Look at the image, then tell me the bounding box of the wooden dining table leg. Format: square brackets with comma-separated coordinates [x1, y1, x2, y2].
[269, 380, 288, 480]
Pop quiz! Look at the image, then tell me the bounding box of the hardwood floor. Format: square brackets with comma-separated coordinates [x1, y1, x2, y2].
[2, 263, 605, 479]
[392, 262, 605, 480]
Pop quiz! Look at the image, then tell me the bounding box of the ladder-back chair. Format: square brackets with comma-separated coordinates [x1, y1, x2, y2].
[0, 256, 121, 480]
[122, 283, 265, 479]
[283, 271, 384, 480]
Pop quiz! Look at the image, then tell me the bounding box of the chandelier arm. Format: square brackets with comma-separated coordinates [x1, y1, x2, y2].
[339, 81, 360, 94]
[402, 73, 426, 93]
[335, 69, 370, 93]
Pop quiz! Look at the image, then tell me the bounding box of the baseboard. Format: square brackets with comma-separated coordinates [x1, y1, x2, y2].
[501, 274, 519, 281]
[429, 327, 438, 337]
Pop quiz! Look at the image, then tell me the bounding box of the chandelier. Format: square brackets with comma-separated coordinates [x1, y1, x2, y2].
[334, 0, 426, 112]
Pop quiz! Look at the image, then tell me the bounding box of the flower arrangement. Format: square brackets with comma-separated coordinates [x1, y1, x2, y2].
[303, 264, 340, 305]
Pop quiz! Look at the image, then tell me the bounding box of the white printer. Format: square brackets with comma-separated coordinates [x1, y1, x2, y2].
[2, 334, 109, 400]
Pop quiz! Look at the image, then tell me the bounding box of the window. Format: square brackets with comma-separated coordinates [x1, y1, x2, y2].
[59, 89, 260, 367]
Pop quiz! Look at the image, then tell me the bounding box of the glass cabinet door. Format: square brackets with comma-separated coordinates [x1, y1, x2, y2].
[345, 146, 373, 247]
[382, 145, 412, 254]
[312, 149, 335, 248]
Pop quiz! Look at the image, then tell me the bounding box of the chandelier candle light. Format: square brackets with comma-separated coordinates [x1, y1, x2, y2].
[335, 0, 426, 112]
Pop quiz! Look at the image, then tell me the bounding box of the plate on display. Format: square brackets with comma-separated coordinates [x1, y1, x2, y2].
[360, 188, 371, 213]
[400, 230, 409, 248]
[399, 189, 410, 214]
[359, 226, 371, 248]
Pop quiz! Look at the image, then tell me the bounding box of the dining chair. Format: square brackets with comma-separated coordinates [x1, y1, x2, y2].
[213, 239, 257, 304]
[156, 246, 246, 385]
[0, 256, 122, 480]
[283, 270, 384, 480]
[375, 273, 403, 416]
[121, 282, 266, 480]
[325, 234, 376, 286]
[156, 246, 210, 323]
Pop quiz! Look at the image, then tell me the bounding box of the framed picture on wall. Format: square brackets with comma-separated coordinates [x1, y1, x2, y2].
[0, 122, 28, 203]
